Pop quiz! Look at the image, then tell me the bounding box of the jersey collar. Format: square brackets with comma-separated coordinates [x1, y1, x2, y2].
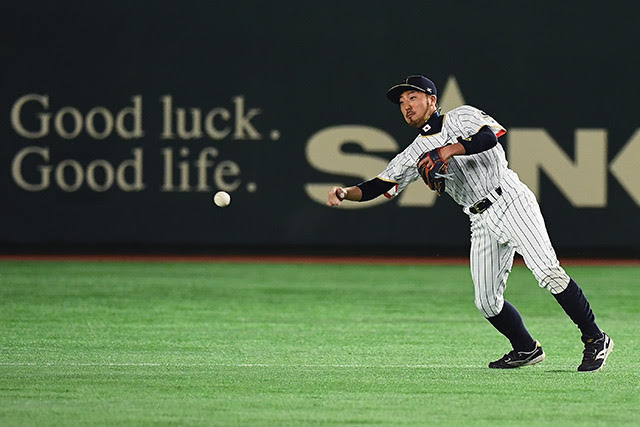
[419, 112, 444, 136]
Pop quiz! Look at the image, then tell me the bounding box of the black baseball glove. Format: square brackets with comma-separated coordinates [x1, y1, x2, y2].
[417, 148, 452, 196]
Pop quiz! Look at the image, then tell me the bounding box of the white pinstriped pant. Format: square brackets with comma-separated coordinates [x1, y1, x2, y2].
[468, 172, 570, 318]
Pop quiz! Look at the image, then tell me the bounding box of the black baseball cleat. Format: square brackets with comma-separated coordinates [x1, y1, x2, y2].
[489, 341, 545, 369]
[578, 332, 614, 372]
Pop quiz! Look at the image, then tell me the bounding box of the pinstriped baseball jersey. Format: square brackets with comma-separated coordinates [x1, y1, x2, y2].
[378, 105, 507, 207]
[376, 103, 570, 317]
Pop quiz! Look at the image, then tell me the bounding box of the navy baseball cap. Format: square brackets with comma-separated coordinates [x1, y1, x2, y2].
[386, 75, 437, 104]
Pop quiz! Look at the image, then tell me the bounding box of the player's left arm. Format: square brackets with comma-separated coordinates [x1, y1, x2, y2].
[436, 126, 498, 162]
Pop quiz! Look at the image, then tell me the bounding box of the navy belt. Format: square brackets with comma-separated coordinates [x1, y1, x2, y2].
[469, 187, 502, 214]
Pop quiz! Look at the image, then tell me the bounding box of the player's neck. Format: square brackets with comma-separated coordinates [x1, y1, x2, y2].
[421, 108, 440, 127]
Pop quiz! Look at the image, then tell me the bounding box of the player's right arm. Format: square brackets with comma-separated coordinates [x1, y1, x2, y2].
[327, 146, 417, 207]
[327, 178, 395, 206]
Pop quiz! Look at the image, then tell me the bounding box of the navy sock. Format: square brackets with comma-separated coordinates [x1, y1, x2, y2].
[553, 278, 602, 338]
[486, 300, 536, 352]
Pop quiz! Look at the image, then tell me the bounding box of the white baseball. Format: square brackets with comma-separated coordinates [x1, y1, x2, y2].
[213, 191, 231, 207]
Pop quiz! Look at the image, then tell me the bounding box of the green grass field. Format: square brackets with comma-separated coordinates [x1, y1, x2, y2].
[1, 260, 638, 425]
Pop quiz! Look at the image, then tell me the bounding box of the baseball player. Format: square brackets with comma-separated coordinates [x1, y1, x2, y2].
[327, 75, 613, 371]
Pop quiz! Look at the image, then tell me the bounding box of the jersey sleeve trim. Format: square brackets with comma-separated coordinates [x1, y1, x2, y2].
[384, 184, 399, 199]
[375, 176, 398, 184]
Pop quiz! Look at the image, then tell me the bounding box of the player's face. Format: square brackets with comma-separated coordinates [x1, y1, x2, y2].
[398, 90, 436, 128]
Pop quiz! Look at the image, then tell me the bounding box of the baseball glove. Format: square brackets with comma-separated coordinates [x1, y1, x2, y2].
[417, 148, 452, 196]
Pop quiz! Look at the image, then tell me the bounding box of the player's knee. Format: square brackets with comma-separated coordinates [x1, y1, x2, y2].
[537, 267, 570, 294]
[475, 296, 502, 318]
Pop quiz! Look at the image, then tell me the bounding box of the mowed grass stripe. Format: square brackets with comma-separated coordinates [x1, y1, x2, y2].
[0, 362, 488, 369]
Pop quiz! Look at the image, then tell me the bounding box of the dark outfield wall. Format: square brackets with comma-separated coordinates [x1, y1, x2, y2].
[2, 2, 639, 255]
